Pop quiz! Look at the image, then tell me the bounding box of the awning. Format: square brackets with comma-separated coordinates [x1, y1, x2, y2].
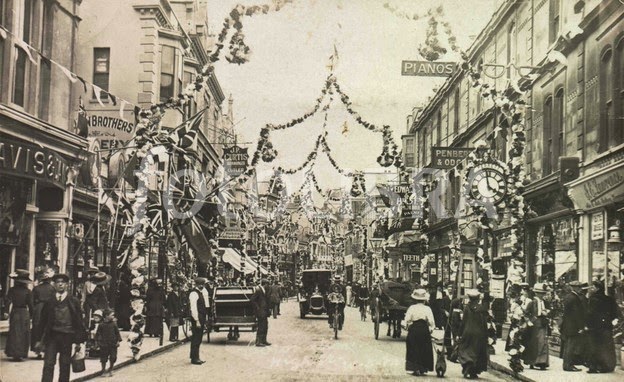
[245, 255, 270, 275]
[221, 248, 257, 275]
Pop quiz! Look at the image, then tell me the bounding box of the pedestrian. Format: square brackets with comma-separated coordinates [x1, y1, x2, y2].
[559, 280, 587, 371]
[40, 273, 88, 382]
[5, 269, 33, 361]
[346, 283, 352, 307]
[585, 279, 620, 373]
[32, 268, 56, 358]
[114, 273, 132, 331]
[84, 271, 110, 327]
[95, 308, 121, 377]
[81, 266, 100, 326]
[145, 278, 166, 337]
[457, 289, 489, 379]
[165, 285, 182, 342]
[505, 294, 524, 351]
[522, 283, 550, 370]
[433, 283, 447, 329]
[202, 277, 212, 342]
[404, 288, 435, 376]
[269, 278, 281, 318]
[250, 278, 271, 347]
[188, 277, 207, 365]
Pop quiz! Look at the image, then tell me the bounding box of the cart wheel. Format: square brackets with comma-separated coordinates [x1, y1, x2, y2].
[182, 318, 190, 339]
[374, 299, 381, 340]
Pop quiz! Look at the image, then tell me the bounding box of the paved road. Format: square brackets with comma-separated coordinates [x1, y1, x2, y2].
[108, 299, 513, 381]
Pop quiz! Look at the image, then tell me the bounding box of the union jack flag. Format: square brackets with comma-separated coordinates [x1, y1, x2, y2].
[168, 109, 206, 152]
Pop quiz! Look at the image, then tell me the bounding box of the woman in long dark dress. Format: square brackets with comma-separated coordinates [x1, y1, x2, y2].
[145, 279, 166, 337]
[30, 268, 56, 358]
[5, 269, 33, 361]
[405, 288, 435, 376]
[586, 279, 620, 373]
[115, 274, 132, 331]
[522, 283, 550, 369]
[458, 289, 489, 379]
[165, 285, 182, 341]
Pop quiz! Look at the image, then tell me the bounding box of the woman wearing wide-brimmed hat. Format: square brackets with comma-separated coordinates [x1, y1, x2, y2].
[457, 289, 489, 379]
[585, 279, 620, 373]
[404, 288, 435, 376]
[31, 267, 56, 358]
[522, 283, 550, 369]
[145, 278, 166, 337]
[5, 269, 33, 361]
[84, 272, 110, 327]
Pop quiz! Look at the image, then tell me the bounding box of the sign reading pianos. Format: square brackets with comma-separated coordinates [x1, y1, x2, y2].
[223, 145, 249, 177]
[401, 61, 458, 77]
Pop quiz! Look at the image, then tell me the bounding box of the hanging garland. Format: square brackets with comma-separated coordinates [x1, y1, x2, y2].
[209, 1, 295, 64]
[382, 2, 442, 21]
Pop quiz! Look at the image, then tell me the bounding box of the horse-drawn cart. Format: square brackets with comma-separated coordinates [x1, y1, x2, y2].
[208, 286, 257, 341]
[371, 281, 414, 340]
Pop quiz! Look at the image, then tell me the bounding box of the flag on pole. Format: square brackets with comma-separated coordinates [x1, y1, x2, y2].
[180, 216, 212, 263]
[169, 109, 206, 152]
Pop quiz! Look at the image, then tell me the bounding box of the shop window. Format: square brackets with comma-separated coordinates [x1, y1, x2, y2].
[453, 89, 460, 134]
[552, 88, 564, 170]
[183, 71, 197, 118]
[12, 0, 33, 107]
[35, 220, 62, 269]
[37, 187, 63, 211]
[160, 45, 176, 101]
[93, 48, 110, 99]
[436, 110, 442, 145]
[404, 138, 414, 167]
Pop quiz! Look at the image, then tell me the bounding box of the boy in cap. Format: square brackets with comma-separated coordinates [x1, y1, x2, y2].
[96, 309, 121, 377]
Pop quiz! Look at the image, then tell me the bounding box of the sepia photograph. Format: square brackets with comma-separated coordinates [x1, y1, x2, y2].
[0, 0, 623, 381]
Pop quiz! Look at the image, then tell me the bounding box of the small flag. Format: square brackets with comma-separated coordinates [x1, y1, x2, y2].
[98, 188, 116, 216]
[341, 121, 349, 135]
[76, 76, 88, 93]
[38, 52, 51, 67]
[121, 154, 139, 189]
[0, 27, 7, 40]
[92, 84, 105, 107]
[169, 109, 206, 151]
[15, 39, 37, 65]
[119, 100, 127, 120]
[59, 65, 77, 82]
[109, 93, 117, 106]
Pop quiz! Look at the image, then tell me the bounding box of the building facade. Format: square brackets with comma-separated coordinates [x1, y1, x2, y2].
[400, 0, 623, 306]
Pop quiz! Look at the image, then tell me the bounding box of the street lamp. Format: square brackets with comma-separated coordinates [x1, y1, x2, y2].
[606, 223, 622, 295]
[369, 237, 384, 287]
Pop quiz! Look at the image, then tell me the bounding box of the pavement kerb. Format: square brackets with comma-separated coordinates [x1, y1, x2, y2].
[488, 358, 535, 382]
[70, 338, 188, 382]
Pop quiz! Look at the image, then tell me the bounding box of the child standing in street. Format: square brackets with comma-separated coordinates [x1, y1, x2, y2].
[96, 309, 122, 377]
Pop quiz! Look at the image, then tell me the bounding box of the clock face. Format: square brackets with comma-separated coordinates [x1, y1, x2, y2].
[470, 163, 507, 205]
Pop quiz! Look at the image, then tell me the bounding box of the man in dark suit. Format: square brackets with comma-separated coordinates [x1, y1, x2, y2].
[251, 278, 271, 347]
[269, 279, 281, 319]
[560, 281, 587, 371]
[40, 273, 88, 382]
[188, 277, 207, 365]
[327, 275, 347, 329]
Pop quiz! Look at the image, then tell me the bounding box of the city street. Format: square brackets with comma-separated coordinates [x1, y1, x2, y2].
[110, 300, 511, 382]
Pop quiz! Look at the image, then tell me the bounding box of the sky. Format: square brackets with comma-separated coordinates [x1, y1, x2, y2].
[209, 0, 501, 194]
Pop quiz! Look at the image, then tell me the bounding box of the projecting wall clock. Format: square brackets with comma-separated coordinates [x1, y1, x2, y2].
[469, 162, 507, 205]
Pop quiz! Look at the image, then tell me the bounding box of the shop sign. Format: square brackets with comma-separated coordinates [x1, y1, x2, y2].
[223, 145, 249, 177]
[401, 60, 457, 77]
[0, 136, 69, 188]
[88, 113, 135, 151]
[591, 212, 604, 240]
[431, 147, 472, 169]
[220, 228, 246, 240]
[490, 277, 505, 299]
[568, 166, 624, 210]
[553, 218, 576, 250]
[403, 254, 419, 262]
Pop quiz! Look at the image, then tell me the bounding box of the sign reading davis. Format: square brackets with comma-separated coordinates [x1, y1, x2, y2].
[431, 147, 473, 169]
[223, 145, 249, 176]
[402, 61, 457, 77]
[0, 137, 69, 188]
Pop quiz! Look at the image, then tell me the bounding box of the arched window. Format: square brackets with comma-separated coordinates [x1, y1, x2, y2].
[543, 96, 553, 176]
[599, 48, 613, 152]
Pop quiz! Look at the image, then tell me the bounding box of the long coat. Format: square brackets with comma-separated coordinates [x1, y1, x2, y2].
[84, 285, 109, 325]
[268, 284, 281, 305]
[560, 292, 586, 337]
[31, 281, 56, 349]
[586, 291, 620, 372]
[522, 298, 549, 367]
[145, 285, 166, 336]
[5, 284, 33, 358]
[250, 286, 271, 319]
[457, 300, 489, 376]
[165, 291, 182, 326]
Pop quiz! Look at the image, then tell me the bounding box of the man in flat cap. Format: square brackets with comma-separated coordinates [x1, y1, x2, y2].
[40, 274, 88, 382]
[560, 280, 587, 371]
[250, 278, 271, 347]
[188, 277, 208, 365]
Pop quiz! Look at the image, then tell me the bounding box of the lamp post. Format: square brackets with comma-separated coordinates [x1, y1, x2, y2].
[369, 237, 384, 288]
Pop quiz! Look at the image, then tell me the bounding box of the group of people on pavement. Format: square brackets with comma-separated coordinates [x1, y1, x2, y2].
[404, 287, 489, 379]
